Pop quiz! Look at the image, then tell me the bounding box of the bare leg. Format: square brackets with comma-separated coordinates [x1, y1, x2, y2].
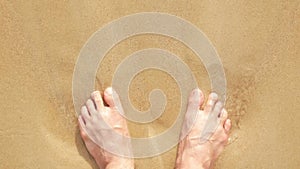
[78, 87, 134, 169]
[175, 89, 231, 169]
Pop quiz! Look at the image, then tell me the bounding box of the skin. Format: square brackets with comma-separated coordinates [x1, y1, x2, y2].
[78, 87, 134, 169]
[175, 89, 231, 169]
[78, 87, 231, 169]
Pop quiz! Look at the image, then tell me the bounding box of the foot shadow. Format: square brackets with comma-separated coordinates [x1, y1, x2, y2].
[75, 127, 99, 169]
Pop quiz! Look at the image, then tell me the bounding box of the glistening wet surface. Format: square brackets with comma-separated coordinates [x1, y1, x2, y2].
[0, 1, 299, 169]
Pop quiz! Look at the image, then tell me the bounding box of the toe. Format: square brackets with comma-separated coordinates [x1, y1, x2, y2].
[224, 119, 231, 133]
[220, 108, 228, 124]
[86, 99, 96, 114]
[213, 101, 223, 118]
[81, 106, 90, 121]
[80, 131, 88, 140]
[78, 115, 86, 126]
[104, 87, 120, 108]
[186, 88, 204, 112]
[204, 92, 218, 114]
[78, 116, 88, 140]
[91, 91, 104, 111]
[182, 88, 204, 136]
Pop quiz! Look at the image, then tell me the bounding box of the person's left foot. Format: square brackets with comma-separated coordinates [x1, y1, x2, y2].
[78, 87, 134, 169]
[175, 89, 231, 169]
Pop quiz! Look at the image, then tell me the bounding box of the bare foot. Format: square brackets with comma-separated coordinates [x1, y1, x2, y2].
[78, 87, 134, 169]
[175, 89, 231, 169]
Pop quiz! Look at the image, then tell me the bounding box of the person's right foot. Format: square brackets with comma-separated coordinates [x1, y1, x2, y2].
[175, 89, 231, 169]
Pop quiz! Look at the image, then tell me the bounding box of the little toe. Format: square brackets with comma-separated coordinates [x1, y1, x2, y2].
[224, 119, 231, 133]
[204, 92, 218, 113]
[91, 91, 104, 111]
[78, 116, 88, 140]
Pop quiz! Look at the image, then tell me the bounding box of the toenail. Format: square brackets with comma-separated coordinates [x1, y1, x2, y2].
[92, 90, 100, 94]
[192, 89, 200, 96]
[105, 87, 113, 95]
[210, 92, 218, 100]
[92, 91, 100, 96]
[215, 101, 223, 109]
[113, 124, 122, 129]
[199, 89, 203, 97]
[221, 109, 227, 117]
[92, 91, 101, 101]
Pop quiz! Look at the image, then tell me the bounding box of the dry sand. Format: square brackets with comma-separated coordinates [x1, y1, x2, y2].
[0, 0, 299, 168]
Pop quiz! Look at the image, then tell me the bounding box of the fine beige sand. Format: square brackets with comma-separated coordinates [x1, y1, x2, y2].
[1, 1, 299, 169]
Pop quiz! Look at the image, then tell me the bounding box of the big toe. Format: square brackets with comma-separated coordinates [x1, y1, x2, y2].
[186, 88, 204, 113]
[181, 88, 204, 138]
[103, 87, 128, 130]
[104, 87, 120, 108]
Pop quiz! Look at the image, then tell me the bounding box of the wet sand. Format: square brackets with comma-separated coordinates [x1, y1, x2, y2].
[0, 1, 299, 168]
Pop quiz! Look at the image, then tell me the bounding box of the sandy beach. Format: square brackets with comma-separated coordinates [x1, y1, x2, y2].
[0, 1, 299, 168]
